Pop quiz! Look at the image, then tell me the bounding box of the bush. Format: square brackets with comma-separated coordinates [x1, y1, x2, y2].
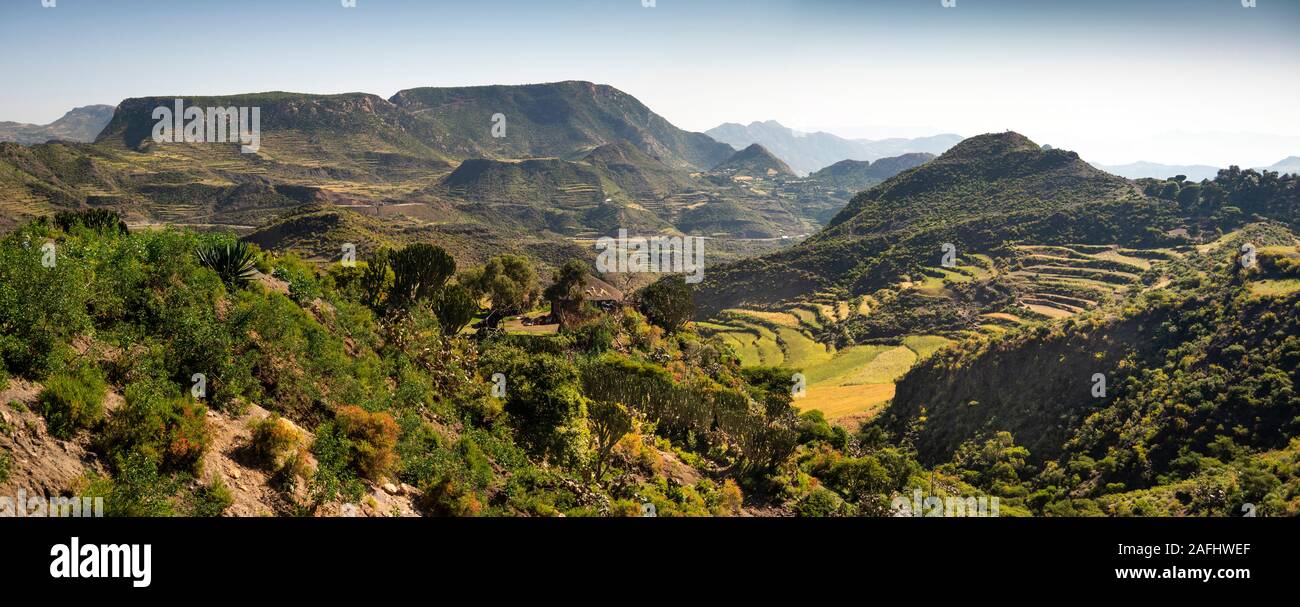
[52, 209, 128, 235]
[0, 448, 11, 485]
[100, 380, 209, 474]
[81, 451, 180, 517]
[189, 478, 234, 517]
[797, 486, 848, 517]
[418, 475, 483, 516]
[271, 253, 323, 305]
[37, 364, 107, 438]
[335, 405, 399, 481]
[248, 414, 303, 472]
[431, 283, 478, 334]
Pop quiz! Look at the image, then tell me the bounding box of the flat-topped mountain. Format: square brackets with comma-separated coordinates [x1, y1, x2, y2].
[390, 81, 735, 170]
[93, 82, 736, 172]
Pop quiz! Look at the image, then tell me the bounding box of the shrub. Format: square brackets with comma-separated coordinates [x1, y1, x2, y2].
[248, 414, 303, 472]
[52, 209, 128, 235]
[480, 344, 589, 466]
[418, 475, 483, 517]
[309, 421, 365, 505]
[335, 405, 399, 481]
[189, 478, 234, 517]
[197, 241, 258, 288]
[797, 486, 848, 517]
[271, 253, 323, 305]
[431, 283, 478, 334]
[0, 448, 11, 484]
[100, 380, 209, 474]
[37, 364, 107, 438]
[81, 451, 179, 517]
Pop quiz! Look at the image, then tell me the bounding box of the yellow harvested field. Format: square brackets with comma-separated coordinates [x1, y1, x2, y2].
[797, 383, 895, 419]
[725, 309, 801, 327]
[840, 346, 917, 385]
[1025, 303, 1073, 319]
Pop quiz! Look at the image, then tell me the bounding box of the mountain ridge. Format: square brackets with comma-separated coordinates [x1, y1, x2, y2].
[0, 105, 116, 145]
[705, 119, 961, 175]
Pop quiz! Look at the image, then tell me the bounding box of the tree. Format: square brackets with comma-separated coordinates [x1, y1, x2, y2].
[636, 275, 695, 334]
[432, 283, 478, 334]
[543, 260, 588, 329]
[1176, 183, 1202, 211]
[360, 250, 394, 309]
[388, 243, 455, 307]
[588, 400, 633, 481]
[462, 254, 538, 327]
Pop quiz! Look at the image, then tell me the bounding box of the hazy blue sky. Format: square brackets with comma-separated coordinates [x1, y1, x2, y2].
[1, 0, 1297, 166]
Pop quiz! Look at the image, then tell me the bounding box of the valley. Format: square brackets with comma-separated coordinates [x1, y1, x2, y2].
[2, 82, 1298, 520]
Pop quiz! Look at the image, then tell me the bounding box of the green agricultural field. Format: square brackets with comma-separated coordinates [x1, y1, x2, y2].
[902, 335, 953, 359]
[1250, 278, 1300, 297]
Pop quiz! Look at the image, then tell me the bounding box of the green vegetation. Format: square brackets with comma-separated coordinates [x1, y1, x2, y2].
[37, 364, 107, 438]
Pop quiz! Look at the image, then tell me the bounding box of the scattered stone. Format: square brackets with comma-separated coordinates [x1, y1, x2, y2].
[382, 482, 399, 495]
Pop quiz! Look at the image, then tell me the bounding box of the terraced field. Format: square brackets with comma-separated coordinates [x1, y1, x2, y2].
[699, 297, 954, 423]
[1008, 243, 1174, 319]
[694, 242, 1187, 424]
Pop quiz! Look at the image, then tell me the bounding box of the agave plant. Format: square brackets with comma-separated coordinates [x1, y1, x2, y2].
[196, 241, 259, 288]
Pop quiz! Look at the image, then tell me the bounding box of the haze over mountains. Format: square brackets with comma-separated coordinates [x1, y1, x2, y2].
[705, 120, 962, 175]
[1094, 156, 1300, 181]
[0, 105, 115, 145]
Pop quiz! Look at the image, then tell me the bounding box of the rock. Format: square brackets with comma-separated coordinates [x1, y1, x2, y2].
[400, 483, 417, 496]
[230, 468, 241, 480]
[382, 482, 399, 495]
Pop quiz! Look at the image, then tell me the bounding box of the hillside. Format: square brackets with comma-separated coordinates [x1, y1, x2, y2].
[872, 227, 1300, 515]
[0, 105, 116, 145]
[808, 153, 934, 193]
[712, 143, 797, 178]
[694, 132, 1151, 315]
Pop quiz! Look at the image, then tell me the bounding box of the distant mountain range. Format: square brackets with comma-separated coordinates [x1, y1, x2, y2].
[1092, 161, 1223, 182]
[0, 105, 115, 145]
[1094, 156, 1300, 181]
[705, 120, 962, 175]
[1267, 156, 1300, 174]
[0, 83, 933, 268]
